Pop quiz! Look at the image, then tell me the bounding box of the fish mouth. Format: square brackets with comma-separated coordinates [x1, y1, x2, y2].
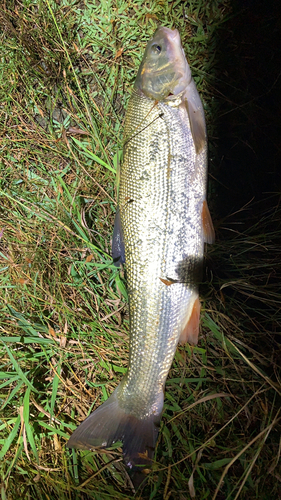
[164, 89, 185, 102]
[157, 26, 180, 43]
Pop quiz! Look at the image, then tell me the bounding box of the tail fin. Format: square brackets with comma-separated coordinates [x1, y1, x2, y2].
[67, 388, 160, 473]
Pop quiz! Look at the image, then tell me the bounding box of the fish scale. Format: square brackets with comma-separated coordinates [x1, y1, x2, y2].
[117, 88, 204, 420]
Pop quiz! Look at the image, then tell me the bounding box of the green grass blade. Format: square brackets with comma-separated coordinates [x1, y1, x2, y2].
[0, 380, 24, 411]
[50, 364, 61, 415]
[1, 343, 39, 394]
[0, 414, 21, 460]
[22, 387, 39, 462]
[71, 137, 115, 173]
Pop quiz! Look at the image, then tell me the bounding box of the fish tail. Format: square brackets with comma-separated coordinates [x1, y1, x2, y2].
[67, 387, 161, 476]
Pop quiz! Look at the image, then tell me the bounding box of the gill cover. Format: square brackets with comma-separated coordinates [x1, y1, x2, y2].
[134, 27, 191, 100]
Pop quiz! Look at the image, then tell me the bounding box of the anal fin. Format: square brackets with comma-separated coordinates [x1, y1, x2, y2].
[202, 200, 215, 244]
[178, 296, 201, 346]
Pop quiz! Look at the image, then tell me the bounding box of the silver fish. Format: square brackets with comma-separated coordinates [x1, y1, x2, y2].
[67, 26, 214, 476]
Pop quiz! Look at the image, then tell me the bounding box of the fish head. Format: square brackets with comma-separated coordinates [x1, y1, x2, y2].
[134, 26, 192, 100]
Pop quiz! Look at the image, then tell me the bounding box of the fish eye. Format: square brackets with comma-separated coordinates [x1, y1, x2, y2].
[151, 44, 162, 55]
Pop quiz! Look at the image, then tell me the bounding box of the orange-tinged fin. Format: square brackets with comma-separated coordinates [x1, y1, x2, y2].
[202, 200, 215, 244]
[178, 296, 201, 346]
[185, 98, 206, 154]
[67, 388, 161, 487]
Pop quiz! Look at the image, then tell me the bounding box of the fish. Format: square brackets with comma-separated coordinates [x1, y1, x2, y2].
[67, 26, 214, 480]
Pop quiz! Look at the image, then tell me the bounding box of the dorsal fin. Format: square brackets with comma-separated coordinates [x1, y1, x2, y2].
[112, 207, 125, 266]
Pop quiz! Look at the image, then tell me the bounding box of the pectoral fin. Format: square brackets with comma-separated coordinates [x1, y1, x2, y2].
[185, 98, 206, 154]
[178, 295, 201, 346]
[112, 207, 125, 266]
[202, 200, 215, 244]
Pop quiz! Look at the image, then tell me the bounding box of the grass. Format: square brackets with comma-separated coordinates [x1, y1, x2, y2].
[0, 1, 280, 499]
